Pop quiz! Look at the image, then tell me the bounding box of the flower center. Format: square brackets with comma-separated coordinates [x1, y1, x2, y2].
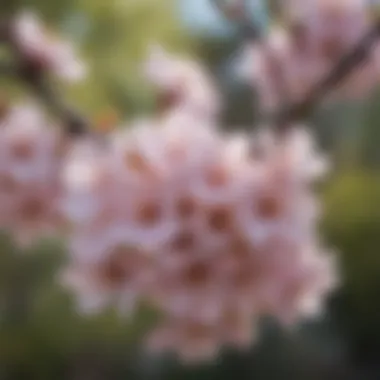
[256, 194, 282, 219]
[184, 261, 210, 285]
[20, 197, 45, 220]
[176, 196, 196, 219]
[171, 230, 196, 252]
[101, 245, 141, 287]
[11, 139, 34, 161]
[136, 200, 162, 226]
[208, 207, 232, 233]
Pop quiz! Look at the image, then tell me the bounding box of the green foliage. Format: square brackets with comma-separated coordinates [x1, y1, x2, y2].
[323, 171, 380, 346]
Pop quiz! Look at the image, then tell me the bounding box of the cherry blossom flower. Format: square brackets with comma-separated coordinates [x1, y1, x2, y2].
[12, 11, 86, 82]
[144, 46, 220, 121]
[240, 27, 328, 110]
[147, 310, 255, 363]
[60, 225, 155, 315]
[0, 102, 66, 246]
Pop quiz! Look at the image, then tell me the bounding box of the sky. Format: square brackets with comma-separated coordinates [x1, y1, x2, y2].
[178, 0, 233, 37]
[178, 0, 269, 37]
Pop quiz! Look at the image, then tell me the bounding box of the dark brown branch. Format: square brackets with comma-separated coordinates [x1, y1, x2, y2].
[274, 20, 380, 128]
[211, 0, 380, 133]
[19, 66, 89, 136]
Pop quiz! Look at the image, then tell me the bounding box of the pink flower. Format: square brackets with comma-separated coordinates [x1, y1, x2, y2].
[255, 238, 338, 326]
[61, 225, 155, 315]
[12, 11, 86, 82]
[294, 0, 380, 100]
[147, 318, 222, 363]
[147, 307, 255, 363]
[0, 102, 66, 246]
[144, 46, 220, 121]
[240, 28, 327, 110]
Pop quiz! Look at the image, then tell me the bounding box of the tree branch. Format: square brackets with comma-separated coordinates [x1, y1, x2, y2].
[212, 0, 380, 133]
[274, 21, 380, 129]
[2, 3, 380, 138]
[19, 67, 90, 136]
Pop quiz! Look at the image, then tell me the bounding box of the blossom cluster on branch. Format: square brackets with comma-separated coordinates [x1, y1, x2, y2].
[60, 114, 335, 362]
[2, 0, 379, 363]
[240, 0, 380, 110]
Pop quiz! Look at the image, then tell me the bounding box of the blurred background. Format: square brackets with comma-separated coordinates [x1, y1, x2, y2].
[0, 0, 380, 379]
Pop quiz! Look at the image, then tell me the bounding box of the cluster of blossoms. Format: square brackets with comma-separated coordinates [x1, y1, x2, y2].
[240, 0, 380, 110]
[0, 5, 343, 364]
[60, 110, 336, 362]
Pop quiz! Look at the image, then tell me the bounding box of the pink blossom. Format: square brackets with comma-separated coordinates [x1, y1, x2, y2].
[60, 225, 155, 315]
[12, 11, 86, 82]
[240, 28, 328, 110]
[147, 308, 255, 362]
[0, 102, 66, 246]
[144, 46, 220, 121]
